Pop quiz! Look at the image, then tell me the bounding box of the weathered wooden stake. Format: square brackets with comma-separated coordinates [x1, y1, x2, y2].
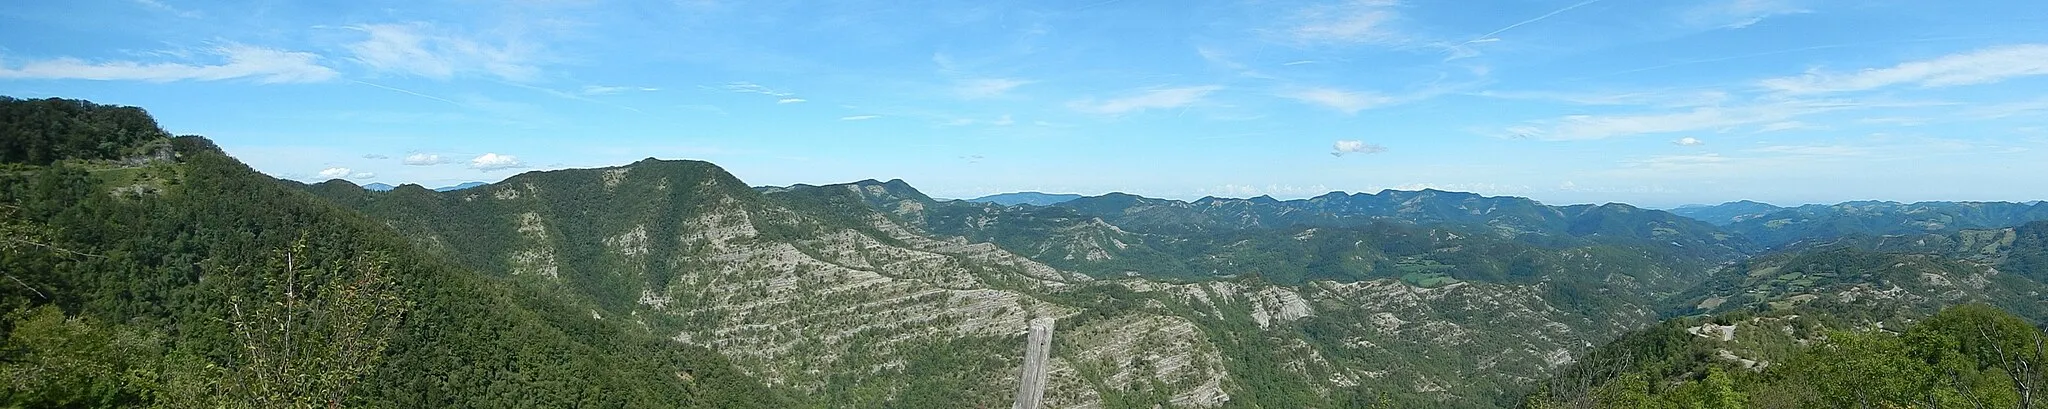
[1012, 317, 1055, 409]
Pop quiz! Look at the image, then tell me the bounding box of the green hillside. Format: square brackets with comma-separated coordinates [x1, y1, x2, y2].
[11, 96, 2048, 408]
[0, 98, 789, 408]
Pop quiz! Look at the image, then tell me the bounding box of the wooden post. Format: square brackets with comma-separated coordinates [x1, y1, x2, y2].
[1013, 317, 1055, 409]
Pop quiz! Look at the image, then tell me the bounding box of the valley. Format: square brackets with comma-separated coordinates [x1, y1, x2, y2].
[6, 97, 2048, 408]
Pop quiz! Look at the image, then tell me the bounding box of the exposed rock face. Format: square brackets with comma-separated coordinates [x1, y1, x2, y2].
[315, 159, 1682, 408]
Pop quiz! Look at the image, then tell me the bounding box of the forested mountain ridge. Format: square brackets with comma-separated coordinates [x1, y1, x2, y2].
[307, 156, 1716, 407]
[0, 97, 790, 407]
[13, 96, 2048, 408]
[1685, 200, 2048, 248]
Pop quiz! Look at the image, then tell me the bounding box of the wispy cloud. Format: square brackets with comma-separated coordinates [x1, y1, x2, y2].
[581, 85, 658, 96]
[1686, 0, 1810, 29]
[1673, 137, 1704, 146]
[1750, 144, 1872, 158]
[1761, 44, 2048, 94]
[1757, 121, 1821, 132]
[840, 115, 880, 121]
[0, 44, 335, 83]
[346, 23, 540, 81]
[1506, 99, 1859, 140]
[1282, 87, 1395, 114]
[1476, 89, 1730, 108]
[955, 78, 1032, 99]
[777, 98, 806, 104]
[1969, 97, 2048, 119]
[1331, 140, 1389, 156]
[131, 0, 203, 18]
[1288, 0, 1405, 45]
[469, 153, 526, 171]
[721, 81, 794, 97]
[1195, 46, 1277, 79]
[1069, 85, 1223, 115]
[362, 154, 390, 159]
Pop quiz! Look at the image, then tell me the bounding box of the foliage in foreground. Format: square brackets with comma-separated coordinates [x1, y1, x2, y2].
[1529, 304, 2048, 409]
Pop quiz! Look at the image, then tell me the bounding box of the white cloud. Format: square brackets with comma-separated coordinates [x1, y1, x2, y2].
[1283, 87, 1395, 114]
[469, 153, 526, 171]
[402, 153, 448, 166]
[993, 114, 1015, 126]
[1673, 137, 1704, 146]
[0, 44, 336, 83]
[1760, 44, 2048, 94]
[1289, 0, 1404, 45]
[1069, 86, 1223, 115]
[1686, 0, 1809, 29]
[840, 115, 880, 121]
[1331, 140, 1389, 156]
[777, 98, 806, 104]
[955, 78, 1032, 99]
[316, 167, 375, 179]
[362, 154, 390, 159]
[346, 23, 540, 81]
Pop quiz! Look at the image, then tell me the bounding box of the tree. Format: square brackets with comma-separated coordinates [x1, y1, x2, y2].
[218, 238, 412, 409]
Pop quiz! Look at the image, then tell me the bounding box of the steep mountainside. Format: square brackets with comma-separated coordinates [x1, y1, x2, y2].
[303, 161, 1708, 407]
[0, 98, 790, 408]
[21, 96, 2048, 408]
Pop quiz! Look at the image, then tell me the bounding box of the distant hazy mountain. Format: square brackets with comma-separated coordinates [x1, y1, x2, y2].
[1668, 200, 1784, 226]
[433, 181, 487, 192]
[966, 191, 1084, 206]
[1724, 201, 2048, 248]
[361, 182, 397, 191]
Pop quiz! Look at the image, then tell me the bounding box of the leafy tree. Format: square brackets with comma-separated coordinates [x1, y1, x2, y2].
[217, 238, 411, 409]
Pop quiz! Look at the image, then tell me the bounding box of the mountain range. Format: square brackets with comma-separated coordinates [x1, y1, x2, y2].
[7, 96, 2048, 408]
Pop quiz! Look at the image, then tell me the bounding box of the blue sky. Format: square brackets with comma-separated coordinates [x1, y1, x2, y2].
[4, 0, 2047, 207]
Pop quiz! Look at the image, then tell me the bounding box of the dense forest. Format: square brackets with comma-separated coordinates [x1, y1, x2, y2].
[1528, 304, 2048, 408]
[0, 97, 790, 407]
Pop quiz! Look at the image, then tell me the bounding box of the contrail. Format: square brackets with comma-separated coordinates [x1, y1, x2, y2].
[1459, 0, 1607, 46]
[352, 80, 463, 107]
[497, 81, 650, 115]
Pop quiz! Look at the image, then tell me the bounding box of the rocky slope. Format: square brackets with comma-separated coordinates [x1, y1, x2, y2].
[309, 160, 1694, 407]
